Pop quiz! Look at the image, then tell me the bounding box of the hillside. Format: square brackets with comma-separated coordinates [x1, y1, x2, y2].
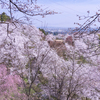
[0, 23, 100, 100]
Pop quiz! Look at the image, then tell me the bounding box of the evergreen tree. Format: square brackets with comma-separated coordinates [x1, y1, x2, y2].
[0, 12, 10, 22]
[39, 28, 48, 35]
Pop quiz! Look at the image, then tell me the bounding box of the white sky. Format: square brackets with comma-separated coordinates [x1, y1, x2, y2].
[0, 0, 100, 28]
[33, 0, 100, 28]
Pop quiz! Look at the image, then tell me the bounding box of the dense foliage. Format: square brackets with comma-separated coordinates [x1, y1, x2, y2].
[0, 0, 100, 100]
[0, 22, 100, 100]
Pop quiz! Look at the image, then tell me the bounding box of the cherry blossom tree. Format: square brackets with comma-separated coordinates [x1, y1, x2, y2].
[0, 64, 27, 100]
[0, 0, 57, 22]
[0, 0, 57, 34]
[0, 2, 100, 100]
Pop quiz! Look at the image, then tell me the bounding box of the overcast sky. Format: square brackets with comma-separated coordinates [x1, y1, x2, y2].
[33, 0, 100, 28]
[0, 0, 100, 28]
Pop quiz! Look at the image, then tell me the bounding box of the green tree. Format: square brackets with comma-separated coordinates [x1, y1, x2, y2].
[0, 12, 10, 22]
[39, 28, 48, 35]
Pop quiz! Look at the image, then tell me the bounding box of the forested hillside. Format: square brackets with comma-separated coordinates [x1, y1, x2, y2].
[0, 0, 100, 100]
[0, 22, 100, 100]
